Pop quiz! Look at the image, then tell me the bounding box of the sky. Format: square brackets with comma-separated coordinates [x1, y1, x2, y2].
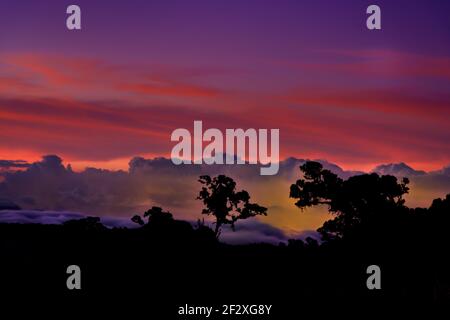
[0, 1, 449, 242]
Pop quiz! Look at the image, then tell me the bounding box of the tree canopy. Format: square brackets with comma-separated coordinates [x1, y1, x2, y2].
[290, 161, 410, 241]
[197, 174, 267, 237]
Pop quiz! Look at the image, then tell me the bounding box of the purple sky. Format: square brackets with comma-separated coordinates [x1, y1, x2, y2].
[1, 1, 449, 171]
[0, 1, 450, 241]
[1, 1, 450, 169]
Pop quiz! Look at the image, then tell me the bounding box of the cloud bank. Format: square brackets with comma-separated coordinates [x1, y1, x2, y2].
[0, 155, 449, 243]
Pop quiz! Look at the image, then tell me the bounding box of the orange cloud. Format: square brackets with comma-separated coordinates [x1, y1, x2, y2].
[119, 81, 219, 99]
[1, 53, 223, 102]
[282, 49, 450, 80]
[1, 51, 449, 172]
[285, 87, 450, 123]
[5, 54, 73, 85]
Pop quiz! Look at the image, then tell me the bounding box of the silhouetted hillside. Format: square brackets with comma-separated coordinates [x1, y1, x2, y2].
[0, 163, 449, 316]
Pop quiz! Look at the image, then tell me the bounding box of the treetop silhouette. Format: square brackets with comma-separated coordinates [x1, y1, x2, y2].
[197, 174, 267, 237]
[290, 161, 410, 241]
[132, 206, 174, 227]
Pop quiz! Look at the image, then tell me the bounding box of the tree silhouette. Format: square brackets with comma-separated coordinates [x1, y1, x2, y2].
[197, 174, 267, 238]
[290, 161, 410, 240]
[63, 216, 107, 232]
[131, 214, 145, 226]
[132, 206, 173, 226]
[1, 168, 450, 304]
[131, 206, 217, 243]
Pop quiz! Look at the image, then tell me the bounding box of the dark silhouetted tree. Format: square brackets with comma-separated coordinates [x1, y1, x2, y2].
[131, 206, 217, 243]
[131, 206, 173, 226]
[197, 174, 267, 238]
[290, 161, 410, 241]
[131, 214, 145, 226]
[63, 216, 107, 232]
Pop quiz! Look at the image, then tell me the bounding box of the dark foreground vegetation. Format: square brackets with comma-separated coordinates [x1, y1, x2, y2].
[0, 162, 449, 316]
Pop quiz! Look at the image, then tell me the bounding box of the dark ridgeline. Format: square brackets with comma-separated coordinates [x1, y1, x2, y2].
[0, 163, 449, 315]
